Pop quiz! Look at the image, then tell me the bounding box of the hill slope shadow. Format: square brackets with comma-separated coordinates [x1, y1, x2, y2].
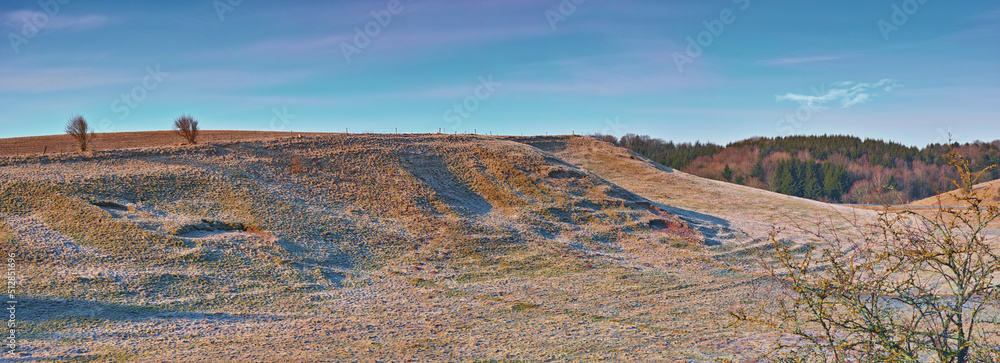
[400, 153, 493, 215]
[18, 297, 243, 325]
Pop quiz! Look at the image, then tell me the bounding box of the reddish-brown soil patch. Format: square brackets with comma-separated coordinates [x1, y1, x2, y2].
[0, 130, 333, 156]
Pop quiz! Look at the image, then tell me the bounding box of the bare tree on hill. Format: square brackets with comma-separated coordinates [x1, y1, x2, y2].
[173, 115, 200, 144]
[65, 115, 94, 152]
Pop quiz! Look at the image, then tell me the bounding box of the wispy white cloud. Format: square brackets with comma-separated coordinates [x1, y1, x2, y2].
[243, 23, 546, 59]
[0, 65, 308, 95]
[498, 49, 719, 96]
[48, 14, 108, 30]
[776, 79, 901, 109]
[244, 35, 351, 56]
[758, 55, 854, 66]
[167, 69, 321, 90]
[631, 106, 784, 119]
[1, 10, 108, 31]
[975, 7, 1000, 20]
[0, 67, 132, 93]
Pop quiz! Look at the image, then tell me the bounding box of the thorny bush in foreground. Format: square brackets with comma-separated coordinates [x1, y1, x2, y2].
[732, 151, 1000, 362]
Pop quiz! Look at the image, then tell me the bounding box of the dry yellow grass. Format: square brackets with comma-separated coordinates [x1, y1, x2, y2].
[909, 178, 1000, 207]
[0, 133, 888, 361]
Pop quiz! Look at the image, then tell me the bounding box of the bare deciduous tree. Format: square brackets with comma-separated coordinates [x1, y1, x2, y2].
[173, 115, 199, 144]
[65, 115, 94, 152]
[733, 151, 1000, 362]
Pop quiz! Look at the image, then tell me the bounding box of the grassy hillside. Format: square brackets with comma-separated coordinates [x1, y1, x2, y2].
[909, 178, 1000, 207]
[1, 133, 869, 361]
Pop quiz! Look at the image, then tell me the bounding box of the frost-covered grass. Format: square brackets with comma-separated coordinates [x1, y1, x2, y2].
[0, 133, 811, 361]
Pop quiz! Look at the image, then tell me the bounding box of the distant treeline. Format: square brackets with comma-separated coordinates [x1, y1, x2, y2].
[592, 134, 1000, 204]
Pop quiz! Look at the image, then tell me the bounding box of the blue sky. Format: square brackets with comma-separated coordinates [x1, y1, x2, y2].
[1, 0, 997, 146]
